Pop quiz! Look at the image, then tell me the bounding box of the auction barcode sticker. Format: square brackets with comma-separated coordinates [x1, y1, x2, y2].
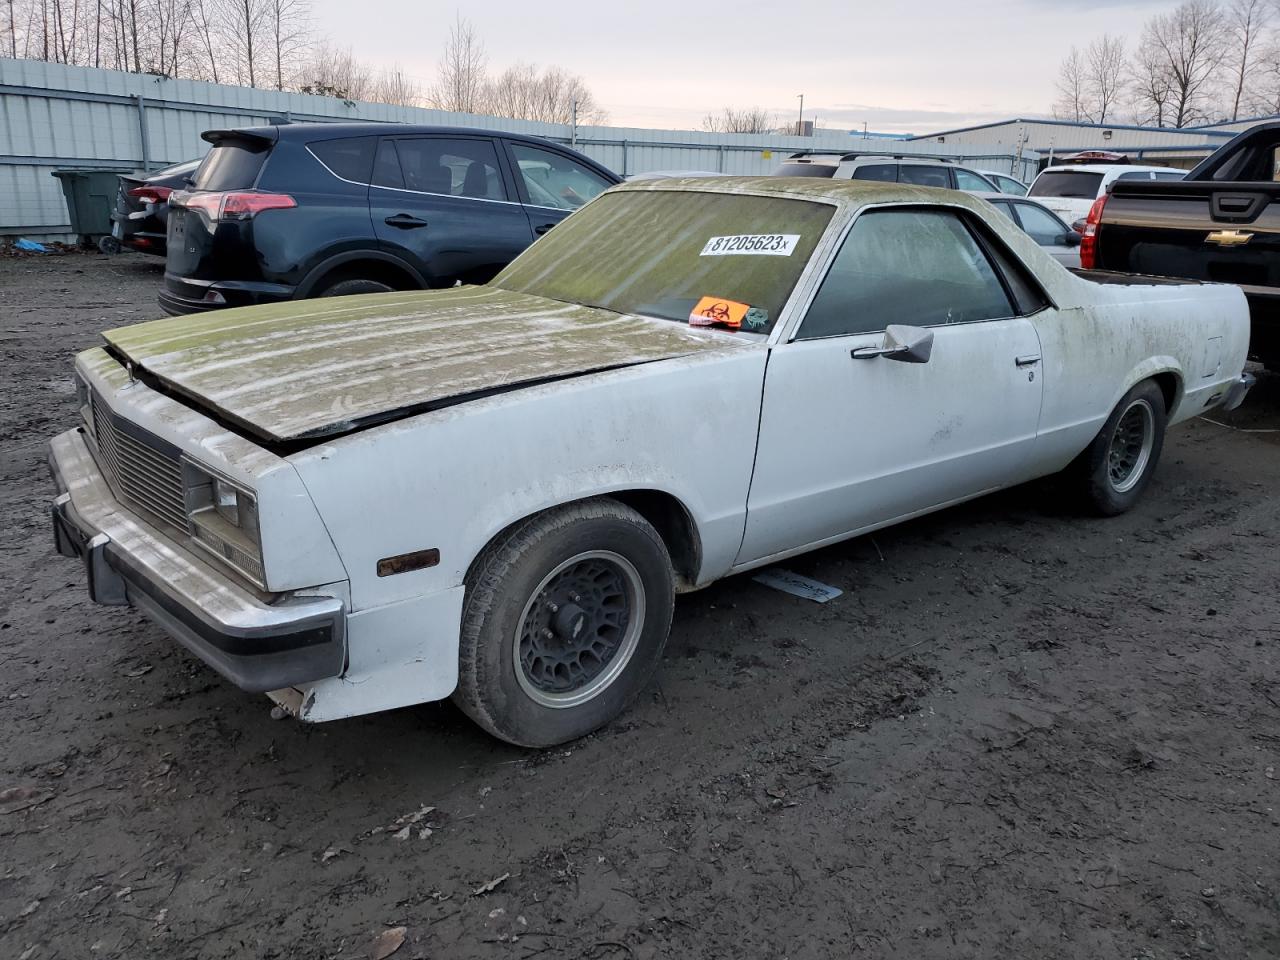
[700, 234, 800, 256]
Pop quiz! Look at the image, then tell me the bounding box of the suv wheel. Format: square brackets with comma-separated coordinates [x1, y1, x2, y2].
[318, 278, 394, 298]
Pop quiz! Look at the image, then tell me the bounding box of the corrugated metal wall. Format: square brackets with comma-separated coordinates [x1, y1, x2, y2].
[1, 57, 1037, 240]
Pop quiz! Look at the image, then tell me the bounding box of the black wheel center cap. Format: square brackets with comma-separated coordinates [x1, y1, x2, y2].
[552, 602, 589, 642]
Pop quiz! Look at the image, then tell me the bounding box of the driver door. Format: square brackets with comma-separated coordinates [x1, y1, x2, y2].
[738, 206, 1046, 564]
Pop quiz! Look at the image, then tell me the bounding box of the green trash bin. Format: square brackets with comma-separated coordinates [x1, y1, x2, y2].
[51, 169, 126, 250]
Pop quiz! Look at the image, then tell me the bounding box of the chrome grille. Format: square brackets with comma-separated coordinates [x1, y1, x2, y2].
[90, 396, 189, 532]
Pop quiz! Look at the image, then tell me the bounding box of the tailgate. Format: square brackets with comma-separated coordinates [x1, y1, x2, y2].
[1098, 180, 1280, 288]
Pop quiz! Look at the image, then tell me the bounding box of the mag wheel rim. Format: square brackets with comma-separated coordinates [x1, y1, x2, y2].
[1108, 399, 1155, 494]
[513, 550, 645, 709]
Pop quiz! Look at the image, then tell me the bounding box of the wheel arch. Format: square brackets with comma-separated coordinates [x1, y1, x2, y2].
[1114, 358, 1183, 419]
[295, 250, 427, 298]
[464, 489, 705, 594]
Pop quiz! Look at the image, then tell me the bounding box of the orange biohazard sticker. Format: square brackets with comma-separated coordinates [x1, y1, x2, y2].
[689, 296, 750, 328]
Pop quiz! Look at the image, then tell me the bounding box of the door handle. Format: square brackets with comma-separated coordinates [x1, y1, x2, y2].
[534, 223, 556, 235]
[384, 214, 428, 229]
[1015, 354, 1041, 367]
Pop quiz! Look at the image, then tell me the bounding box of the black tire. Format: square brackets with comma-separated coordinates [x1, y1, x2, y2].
[1070, 379, 1168, 516]
[97, 236, 122, 255]
[317, 277, 395, 298]
[454, 499, 675, 748]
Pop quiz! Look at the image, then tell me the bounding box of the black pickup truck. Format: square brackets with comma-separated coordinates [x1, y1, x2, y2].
[1092, 121, 1280, 368]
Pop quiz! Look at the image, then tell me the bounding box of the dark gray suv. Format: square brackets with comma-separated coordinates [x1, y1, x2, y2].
[160, 123, 621, 315]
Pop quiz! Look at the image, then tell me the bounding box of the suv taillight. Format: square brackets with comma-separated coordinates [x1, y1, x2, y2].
[1079, 194, 1107, 270]
[127, 185, 173, 203]
[173, 190, 296, 222]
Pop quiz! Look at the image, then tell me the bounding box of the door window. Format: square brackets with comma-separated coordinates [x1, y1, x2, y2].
[953, 169, 993, 191]
[988, 200, 1016, 220]
[850, 163, 897, 182]
[374, 138, 508, 200]
[898, 165, 951, 188]
[798, 208, 1014, 339]
[509, 143, 612, 210]
[1012, 201, 1069, 246]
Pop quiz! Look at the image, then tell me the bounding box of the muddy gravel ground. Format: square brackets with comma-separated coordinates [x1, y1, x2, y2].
[2, 251, 1278, 960]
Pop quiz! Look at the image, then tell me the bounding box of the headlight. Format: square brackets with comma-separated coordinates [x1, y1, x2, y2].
[182, 459, 264, 586]
[74, 373, 93, 435]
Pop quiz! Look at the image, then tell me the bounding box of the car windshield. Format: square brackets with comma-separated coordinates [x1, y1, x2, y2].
[492, 189, 834, 334]
[1029, 171, 1105, 199]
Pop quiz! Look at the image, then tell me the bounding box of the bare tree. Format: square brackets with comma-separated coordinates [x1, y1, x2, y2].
[1131, 32, 1177, 126]
[187, 0, 219, 81]
[1225, 0, 1270, 119]
[262, 0, 306, 90]
[428, 14, 487, 113]
[483, 61, 605, 124]
[1139, 0, 1228, 127]
[702, 106, 776, 134]
[372, 65, 421, 107]
[295, 41, 371, 100]
[220, 0, 265, 86]
[1053, 46, 1088, 121]
[1086, 34, 1126, 123]
[1243, 34, 1280, 115]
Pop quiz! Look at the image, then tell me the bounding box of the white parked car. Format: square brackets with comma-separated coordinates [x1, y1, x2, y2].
[975, 192, 1082, 267]
[1027, 164, 1186, 226]
[978, 170, 1028, 196]
[775, 154, 1000, 192]
[50, 177, 1253, 747]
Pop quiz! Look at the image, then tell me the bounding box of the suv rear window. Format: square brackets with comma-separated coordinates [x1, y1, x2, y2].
[774, 162, 837, 178]
[194, 139, 269, 190]
[1029, 171, 1104, 199]
[309, 137, 376, 184]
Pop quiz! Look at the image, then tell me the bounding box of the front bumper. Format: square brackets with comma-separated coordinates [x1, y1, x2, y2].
[49, 427, 346, 693]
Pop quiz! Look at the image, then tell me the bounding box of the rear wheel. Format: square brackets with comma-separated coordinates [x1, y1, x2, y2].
[454, 499, 675, 747]
[1070, 379, 1167, 516]
[317, 277, 394, 298]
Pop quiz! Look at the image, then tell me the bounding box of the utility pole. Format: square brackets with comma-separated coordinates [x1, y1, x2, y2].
[796, 94, 804, 136]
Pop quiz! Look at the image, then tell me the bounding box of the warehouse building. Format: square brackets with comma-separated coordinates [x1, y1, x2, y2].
[906, 116, 1276, 169]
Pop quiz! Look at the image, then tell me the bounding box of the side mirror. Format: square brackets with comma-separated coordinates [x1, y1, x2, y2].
[850, 324, 934, 364]
[1062, 231, 1082, 247]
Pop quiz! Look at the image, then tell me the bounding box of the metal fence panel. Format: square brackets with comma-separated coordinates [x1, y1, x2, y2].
[1, 56, 1036, 239]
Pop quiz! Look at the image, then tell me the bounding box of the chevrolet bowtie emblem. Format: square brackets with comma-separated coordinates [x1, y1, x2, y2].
[1206, 229, 1253, 246]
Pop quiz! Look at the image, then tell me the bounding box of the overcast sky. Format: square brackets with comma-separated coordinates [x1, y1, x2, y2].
[310, 0, 1173, 134]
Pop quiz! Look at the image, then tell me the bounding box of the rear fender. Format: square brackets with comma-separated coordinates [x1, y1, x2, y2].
[1112, 357, 1183, 417]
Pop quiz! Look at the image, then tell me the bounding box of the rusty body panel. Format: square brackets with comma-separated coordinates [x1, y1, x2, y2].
[103, 286, 748, 442]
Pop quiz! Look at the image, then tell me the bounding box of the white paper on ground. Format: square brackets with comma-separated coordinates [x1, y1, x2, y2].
[752, 568, 843, 603]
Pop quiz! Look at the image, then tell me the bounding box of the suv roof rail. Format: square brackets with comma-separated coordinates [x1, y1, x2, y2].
[838, 154, 958, 163]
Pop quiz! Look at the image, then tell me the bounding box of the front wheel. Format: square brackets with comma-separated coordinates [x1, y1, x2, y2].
[1071, 379, 1168, 516]
[454, 499, 675, 747]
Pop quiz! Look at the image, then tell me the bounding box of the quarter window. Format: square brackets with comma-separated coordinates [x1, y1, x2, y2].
[308, 136, 375, 183]
[897, 165, 951, 189]
[373, 137, 509, 200]
[798, 208, 1014, 339]
[850, 163, 897, 182]
[953, 169, 993, 191]
[510, 143, 612, 210]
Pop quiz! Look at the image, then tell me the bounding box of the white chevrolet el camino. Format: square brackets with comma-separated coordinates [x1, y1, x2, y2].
[50, 178, 1254, 746]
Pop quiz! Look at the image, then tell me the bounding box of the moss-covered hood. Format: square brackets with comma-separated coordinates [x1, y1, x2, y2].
[104, 287, 742, 443]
